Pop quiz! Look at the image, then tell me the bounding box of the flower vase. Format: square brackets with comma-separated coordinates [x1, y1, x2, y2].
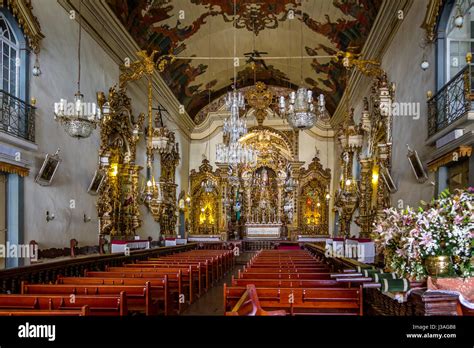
[424, 256, 451, 277]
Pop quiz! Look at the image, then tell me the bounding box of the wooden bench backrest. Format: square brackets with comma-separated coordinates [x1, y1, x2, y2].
[232, 278, 345, 288]
[106, 266, 192, 275]
[240, 272, 331, 280]
[245, 267, 327, 273]
[22, 282, 153, 315]
[22, 282, 149, 297]
[225, 285, 287, 316]
[0, 306, 90, 316]
[58, 276, 166, 288]
[85, 271, 182, 279]
[0, 293, 127, 316]
[224, 285, 362, 315]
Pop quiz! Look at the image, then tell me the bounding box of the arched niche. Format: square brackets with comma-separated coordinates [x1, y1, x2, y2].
[189, 159, 222, 236]
[297, 157, 331, 236]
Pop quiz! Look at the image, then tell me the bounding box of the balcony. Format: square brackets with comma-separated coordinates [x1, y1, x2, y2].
[0, 90, 35, 143]
[427, 63, 474, 143]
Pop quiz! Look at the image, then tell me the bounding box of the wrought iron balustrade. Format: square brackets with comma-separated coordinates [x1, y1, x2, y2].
[0, 89, 35, 142]
[427, 64, 474, 137]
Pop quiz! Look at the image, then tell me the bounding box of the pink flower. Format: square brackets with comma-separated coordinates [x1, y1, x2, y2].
[454, 215, 463, 225]
[396, 249, 406, 257]
[409, 227, 420, 236]
[420, 231, 435, 249]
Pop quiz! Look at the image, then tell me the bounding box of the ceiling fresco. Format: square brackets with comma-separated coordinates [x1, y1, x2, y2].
[107, 0, 382, 123]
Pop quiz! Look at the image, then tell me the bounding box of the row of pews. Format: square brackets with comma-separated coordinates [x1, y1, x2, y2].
[224, 249, 366, 316]
[0, 249, 233, 316]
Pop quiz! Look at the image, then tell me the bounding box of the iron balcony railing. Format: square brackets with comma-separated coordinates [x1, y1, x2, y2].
[427, 63, 474, 138]
[0, 89, 35, 142]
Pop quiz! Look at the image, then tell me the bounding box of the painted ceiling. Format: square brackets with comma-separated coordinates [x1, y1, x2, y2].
[107, 0, 382, 124]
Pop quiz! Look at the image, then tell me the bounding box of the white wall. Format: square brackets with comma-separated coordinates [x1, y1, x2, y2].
[25, 0, 118, 248]
[380, 0, 436, 207]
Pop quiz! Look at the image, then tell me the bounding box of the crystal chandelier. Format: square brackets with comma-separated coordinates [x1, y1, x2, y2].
[216, 142, 257, 167]
[278, 13, 327, 130]
[216, 89, 258, 166]
[54, 1, 99, 138]
[279, 89, 325, 130]
[223, 90, 247, 143]
[54, 93, 98, 138]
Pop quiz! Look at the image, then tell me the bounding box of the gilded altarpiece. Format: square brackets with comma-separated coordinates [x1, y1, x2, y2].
[297, 157, 331, 236]
[96, 86, 145, 239]
[238, 127, 301, 239]
[356, 74, 395, 237]
[189, 159, 222, 236]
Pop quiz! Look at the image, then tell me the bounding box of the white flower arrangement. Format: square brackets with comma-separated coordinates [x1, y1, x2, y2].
[373, 189, 474, 279]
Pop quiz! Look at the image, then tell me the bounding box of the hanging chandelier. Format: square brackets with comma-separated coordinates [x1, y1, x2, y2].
[216, 142, 257, 167]
[223, 90, 247, 143]
[216, 90, 258, 166]
[279, 89, 325, 130]
[54, 2, 99, 138]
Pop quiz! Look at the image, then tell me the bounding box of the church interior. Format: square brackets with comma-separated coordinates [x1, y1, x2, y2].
[0, 0, 473, 332]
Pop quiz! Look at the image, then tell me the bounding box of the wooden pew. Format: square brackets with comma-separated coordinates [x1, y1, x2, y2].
[84, 270, 186, 312]
[149, 257, 218, 280]
[149, 255, 224, 282]
[224, 285, 363, 315]
[231, 277, 346, 288]
[0, 305, 90, 316]
[104, 266, 196, 303]
[57, 276, 169, 315]
[153, 249, 233, 279]
[0, 293, 127, 316]
[239, 270, 332, 280]
[21, 282, 154, 316]
[124, 262, 207, 293]
[244, 265, 330, 273]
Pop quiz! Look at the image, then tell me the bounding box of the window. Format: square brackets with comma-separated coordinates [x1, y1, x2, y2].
[445, 2, 474, 81]
[0, 13, 19, 97]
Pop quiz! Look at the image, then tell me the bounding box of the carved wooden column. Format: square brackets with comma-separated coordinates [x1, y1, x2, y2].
[376, 143, 392, 219]
[216, 163, 229, 237]
[356, 158, 374, 238]
[288, 161, 304, 231]
[277, 180, 283, 224]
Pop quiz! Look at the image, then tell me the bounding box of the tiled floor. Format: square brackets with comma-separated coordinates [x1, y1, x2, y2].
[181, 252, 254, 316]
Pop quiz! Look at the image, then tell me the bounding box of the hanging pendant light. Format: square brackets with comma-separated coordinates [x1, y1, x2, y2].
[32, 54, 41, 77]
[454, 3, 464, 28]
[215, 0, 257, 167]
[278, 12, 325, 130]
[54, 2, 99, 138]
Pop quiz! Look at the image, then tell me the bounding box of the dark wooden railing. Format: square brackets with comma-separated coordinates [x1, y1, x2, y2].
[0, 243, 197, 294]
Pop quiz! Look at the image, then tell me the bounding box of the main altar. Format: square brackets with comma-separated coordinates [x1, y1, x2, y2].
[188, 125, 332, 241]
